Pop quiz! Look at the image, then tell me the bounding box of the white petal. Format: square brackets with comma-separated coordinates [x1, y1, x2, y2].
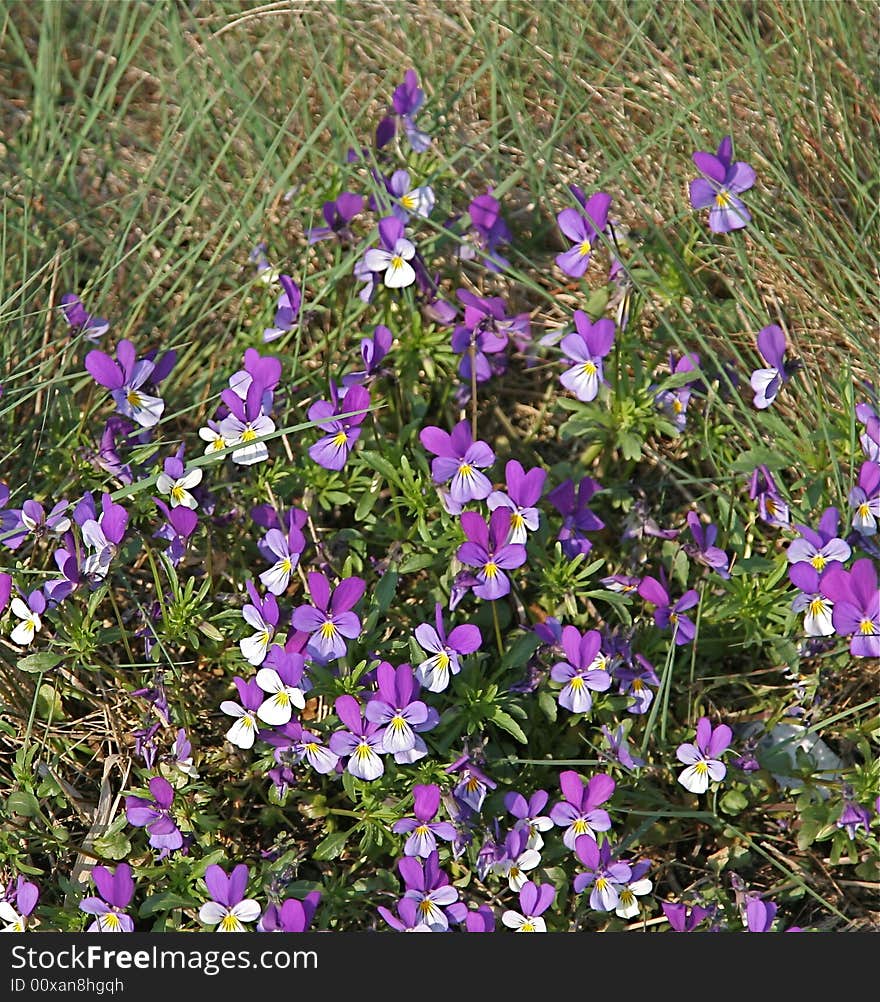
[231, 899, 261, 923]
[240, 631, 271, 665]
[10, 598, 32, 620]
[384, 259, 416, 289]
[256, 693, 293, 726]
[501, 910, 526, 930]
[678, 763, 710, 794]
[179, 469, 203, 489]
[156, 473, 174, 494]
[199, 902, 228, 925]
[226, 715, 256, 749]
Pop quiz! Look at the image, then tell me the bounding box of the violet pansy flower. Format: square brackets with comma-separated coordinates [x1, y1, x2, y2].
[199, 864, 261, 933]
[550, 770, 615, 851]
[342, 325, 393, 388]
[457, 508, 527, 601]
[308, 383, 370, 471]
[748, 464, 790, 527]
[392, 783, 457, 858]
[363, 216, 417, 289]
[573, 834, 632, 912]
[419, 419, 495, 505]
[459, 190, 511, 273]
[819, 557, 880, 657]
[79, 863, 135, 932]
[848, 460, 880, 536]
[546, 476, 605, 559]
[262, 274, 301, 343]
[255, 646, 308, 726]
[329, 694, 386, 782]
[221, 676, 264, 749]
[787, 507, 851, 571]
[398, 852, 462, 931]
[0, 878, 39, 932]
[8, 589, 46, 648]
[291, 571, 365, 663]
[662, 900, 712, 932]
[239, 581, 279, 666]
[676, 717, 733, 794]
[391, 68, 431, 152]
[683, 510, 731, 579]
[501, 879, 555, 933]
[85, 339, 166, 428]
[559, 313, 615, 402]
[689, 135, 755, 232]
[638, 572, 700, 646]
[789, 563, 835, 637]
[60, 293, 109, 341]
[125, 776, 184, 857]
[306, 192, 364, 244]
[550, 626, 612, 715]
[365, 661, 434, 759]
[413, 602, 482, 693]
[504, 789, 553, 851]
[555, 191, 611, 278]
[487, 460, 547, 545]
[750, 324, 798, 409]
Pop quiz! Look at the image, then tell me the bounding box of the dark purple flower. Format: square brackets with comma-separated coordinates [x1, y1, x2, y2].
[547, 476, 605, 559]
[342, 325, 393, 388]
[450, 290, 529, 384]
[638, 572, 700, 645]
[79, 863, 135, 933]
[262, 274, 301, 343]
[684, 511, 731, 578]
[550, 770, 615, 850]
[600, 723, 646, 771]
[391, 68, 431, 152]
[662, 900, 712, 932]
[836, 796, 872, 840]
[614, 654, 659, 715]
[555, 191, 611, 277]
[551, 626, 612, 715]
[654, 352, 701, 431]
[459, 190, 511, 273]
[464, 904, 496, 932]
[573, 835, 632, 912]
[857, 403, 880, 461]
[258, 891, 321, 932]
[60, 293, 109, 341]
[820, 557, 879, 657]
[414, 602, 482, 693]
[306, 192, 364, 243]
[393, 784, 457, 857]
[125, 776, 184, 858]
[748, 464, 790, 527]
[457, 508, 527, 601]
[308, 383, 370, 471]
[689, 135, 755, 233]
[750, 324, 798, 409]
[743, 896, 778, 932]
[419, 419, 495, 504]
[0, 497, 71, 550]
[0, 878, 39, 931]
[291, 572, 365, 662]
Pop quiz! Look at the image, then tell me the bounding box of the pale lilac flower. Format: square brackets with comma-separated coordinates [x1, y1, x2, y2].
[155, 452, 203, 510]
[551, 626, 612, 715]
[459, 190, 511, 273]
[457, 509, 527, 601]
[291, 572, 365, 663]
[239, 581, 279, 666]
[654, 352, 701, 431]
[487, 460, 547, 545]
[85, 339, 166, 428]
[504, 789, 553, 851]
[60, 293, 109, 341]
[262, 274, 301, 343]
[555, 191, 611, 277]
[329, 694, 385, 782]
[749, 464, 790, 527]
[419, 419, 495, 504]
[258, 521, 306, 596]
[750, 324, 797, 409]
[689, 135, 755, 233]
[125, 776, 184, 857]
[684, 511, 731, 578]
[399, 852, 462, 931]
[365, 661, 435, 760]
[342, 325, 393, 388]
[573, 835, 632, 912]
[615, 860, 653, 919]
[559, 313, 615, 402]
[391, 68, 432, 152]
[75, 492, 129, 582]
[789, 564, 834, 637]
[492, 828, 542, 892]
[308, 383, 370, 471]
[787, 507, 851, 571]
[0, 879, 39, 932]
[446, 753, 496, 812]
[638, 572, 700, 646]
[384, 169, 435, 221]
[600, 723, 646, 772]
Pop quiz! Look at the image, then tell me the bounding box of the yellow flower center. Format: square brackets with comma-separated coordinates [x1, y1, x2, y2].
[219, 912, 242, 932]
[694, 761, 709, 775]
[511, 512, 525, 530]
[808, 598, 826, 616]
[715, 189, 731, 208]
[389, 715, 408, 732]
[171, 484, 186, 503]
[401, 193, 416, 209]
[436, 651, 450, 672]
[811, 554, 826, 571]
[305, 742, 319, 754]
[390, 254, 405, 270]
[281, 557, 292, 572]
[103, 912, 121, 931]
[127, 389, 142, 408]
[458, 463, 474, 478]
[572, 818, 589, 835]
[578, 239, 592, 257]
[241, 427, 257, 442]
[418, 899, 433, 917]
[208, 436, 226, 452]
[332, 430, 348, 448]
[320, 620, 337, 639]
[355, 742, 373, 760]
[519, 920, 536, 932]
[858, 503, 870, 518]
[415, 824, 431, 837]
[859, 618, 875, 635]
[672, 397, 684, 413]
[483, 561, 498, 579]
[569, 675, 585, 690]
[580, 361, 597, 377]
[765, 498, 777, 515]
[632, 678, 644, 691]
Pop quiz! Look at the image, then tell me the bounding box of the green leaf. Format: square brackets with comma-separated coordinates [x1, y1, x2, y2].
[730, 447, 791, 473]
[17, 652, 62, 674]
[375, 570, 398, 612]
[198, 621, 224, 642]
[313, 830, 351, 860]
[6, 791, 40, 817]
[92, 830, 131, 860]
[538, 689, 557, 723]
[138, 892, 198, 918]
[719, 789, 748, 815]
[491, 709, 528, 744]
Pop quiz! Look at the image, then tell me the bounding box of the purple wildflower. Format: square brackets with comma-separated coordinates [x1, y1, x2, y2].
[614, 654, 659, 715]
[504, 789, 554, 851]
[787, 507, 851, 571]
[487, 460, 547, 545]
[125, 776, 184, 858]
[654, 352, 701, 431]
[446, 753, 497, 812]
[155, 451, 202, 510]
[60, 293, 109, 341]
[85, 339, 166, 428]
[689, 135, 756, 232]
[74, 492, 129, 582]
[342, 325, 393, 388]
[684, 510, 731, 578]
[550, 770, 615, 850]
[258, 520, 306, 596]
[500, 880, 554, 933]
[551, 626, 612, 715]
[262, 274, 301, 343]
[465, 904, 496, 933]
[308, 382, 370, 471]
[573, 835, 632, 912]
[152, 496, 198, 565]
[615, 860, 653, 918]
[848, 460, 880, 536]
[391, 68, 431, 152]
[638, 572, 700, 645]
[398, 852, 462, 931]
[676, 717, 733, 794]
[836, 793, 872, 840]
[750, 324, 798, 409]
[748, 464, 790, 527]
[329, 694, 386, 781]
[199, 864, 261, 932]
[600, 723, 646, 771]
[306, 192, 364, 244]
[255, 646, 308, 726]
[662, 900, 712, 932]
[743, 896, 778, 932]
[0, 878, 39, 932]
[291, 571, 365, 662]
[819, 557, 880, 657]
[365, 661, 437, 761]
[457, 508, 527, 601]
[558, 313, 615, 402]
[459, 190, 511, 272]
[450, 290, 530, 384]
[393, 784, 457, 857]
[0, 497, 71, 550]
[555, 191, 611, 278]
[8, 589, 46, 648]
[419, 419, 495, 504]
[546, 476, 605, 559]
[413, 602, 482, 693]
[239, 580, 279, 666]
[220, 675, 264, 749]
[363, 216, 417, 288]
[258, 892, 321, 933]
[79, 863, 135, 933]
